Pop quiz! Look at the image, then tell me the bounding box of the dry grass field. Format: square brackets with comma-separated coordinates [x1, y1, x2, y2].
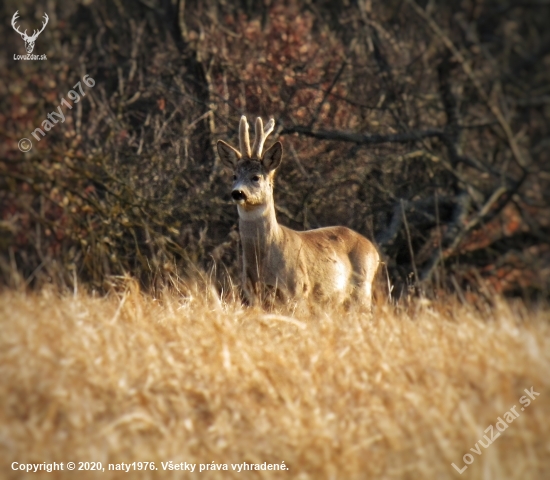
[1, 281, 549, 479]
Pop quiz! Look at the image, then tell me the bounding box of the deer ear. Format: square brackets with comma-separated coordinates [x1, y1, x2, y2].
[217, 140, 241, 169]
[261, 141, 282, 172]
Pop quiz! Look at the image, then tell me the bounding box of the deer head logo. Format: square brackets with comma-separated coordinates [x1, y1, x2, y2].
[11, 11, 49, 54]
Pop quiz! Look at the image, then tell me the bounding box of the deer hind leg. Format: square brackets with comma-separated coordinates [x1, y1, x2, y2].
[350, 259, 376, 313]
[351, 275, 372, 311]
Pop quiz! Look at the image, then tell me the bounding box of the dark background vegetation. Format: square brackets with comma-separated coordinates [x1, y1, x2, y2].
[1, 0, 549, 299]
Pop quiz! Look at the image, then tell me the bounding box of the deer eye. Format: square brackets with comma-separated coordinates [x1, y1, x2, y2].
[252, 175, 260, 182]
[233, 175, 237, 180]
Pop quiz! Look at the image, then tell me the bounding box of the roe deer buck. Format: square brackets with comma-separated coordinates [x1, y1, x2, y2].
[217, 116, 379, 308]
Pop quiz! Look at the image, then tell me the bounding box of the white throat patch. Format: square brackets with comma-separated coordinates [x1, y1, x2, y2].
[237, 204, 269, 221]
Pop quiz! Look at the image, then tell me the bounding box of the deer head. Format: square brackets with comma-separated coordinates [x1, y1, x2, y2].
[12, 11, 49, 54]
[217, 116, 283, 211]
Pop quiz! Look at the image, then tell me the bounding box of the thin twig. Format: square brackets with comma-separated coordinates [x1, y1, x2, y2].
[401, 199, 419, 284]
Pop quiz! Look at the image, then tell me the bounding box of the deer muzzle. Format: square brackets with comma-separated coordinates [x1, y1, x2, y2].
[231, 190, 247, 202]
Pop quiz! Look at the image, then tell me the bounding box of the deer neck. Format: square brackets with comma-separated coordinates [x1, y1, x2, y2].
[237, 199, 281, 250]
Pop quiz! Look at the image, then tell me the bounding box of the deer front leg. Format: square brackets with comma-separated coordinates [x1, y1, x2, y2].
[242, 270, 260, 307]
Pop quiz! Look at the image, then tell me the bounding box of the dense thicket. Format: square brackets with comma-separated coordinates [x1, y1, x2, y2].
[1, 0, 549, 298]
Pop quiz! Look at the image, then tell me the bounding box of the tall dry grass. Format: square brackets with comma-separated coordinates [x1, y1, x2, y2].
[1, 282, 549, 479]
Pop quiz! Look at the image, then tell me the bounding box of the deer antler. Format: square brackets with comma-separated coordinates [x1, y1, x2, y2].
[11, 11, 48, 40]
[239, 116, 251, 158]
[28, 13, 48, 40]
[237, 116, 275, 159]
[11, 11, 27, 38]
[252, 117, 275, 159]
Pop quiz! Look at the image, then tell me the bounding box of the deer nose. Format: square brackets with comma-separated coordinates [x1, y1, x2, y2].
[232, 190, 246, 201]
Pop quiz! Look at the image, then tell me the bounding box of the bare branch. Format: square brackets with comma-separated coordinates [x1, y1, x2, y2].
[281, 125, 444, 145]
[405, 0, 530, 170]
